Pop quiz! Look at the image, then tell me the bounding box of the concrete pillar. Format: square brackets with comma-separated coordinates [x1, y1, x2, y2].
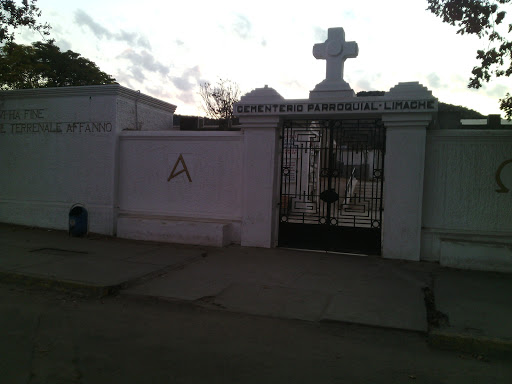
[239, 116, 281, 247]
[381, 113, 432, 260]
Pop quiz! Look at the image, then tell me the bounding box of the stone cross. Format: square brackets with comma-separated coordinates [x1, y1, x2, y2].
[314, 27, 358, 82]
[310, 27, 358, 98]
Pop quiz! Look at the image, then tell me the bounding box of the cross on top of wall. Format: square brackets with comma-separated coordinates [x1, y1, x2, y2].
[310, 27, 358, 99]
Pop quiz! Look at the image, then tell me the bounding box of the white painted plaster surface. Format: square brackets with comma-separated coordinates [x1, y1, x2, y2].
[237, 85, 284, 104]
[0, 86, 176, 235]
[0, 90, 117, 233]
[382, 114, 431, 261]
[235, 82, 437, 256]
[239, 117, 281, 248]
[387, 81, 434, 100]
[440, 239, 512, 272]
[117, 216, 233, 247]
[117, 131, 243, 244]
[117, 96, 176, 131]
[421, 130, 512, 270]
[423, 130, 512, 232]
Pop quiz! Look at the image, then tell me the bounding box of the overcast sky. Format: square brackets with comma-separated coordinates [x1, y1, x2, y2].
[16, 0, 512, 117]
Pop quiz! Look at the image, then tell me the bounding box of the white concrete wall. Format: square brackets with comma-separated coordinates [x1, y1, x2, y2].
[0, 86, 176, 235]
[422, 129, 512, 271]
[239, 117, 281, 248]
[117, 94, 176, 131]
[117, 131, 243, 245]
[0, 88, 118, 234]
[381, 113, 431, 261]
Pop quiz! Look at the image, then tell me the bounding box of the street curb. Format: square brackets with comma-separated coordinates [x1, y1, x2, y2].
[319, 318, 427, 335]
[0, 257, 201, 299]
[428, 329, 512, 357]
[0, 270, 118, 298]
[121, 290, 429, 336]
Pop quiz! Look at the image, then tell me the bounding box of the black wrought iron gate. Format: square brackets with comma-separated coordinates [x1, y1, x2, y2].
[278, 119, 385, 255]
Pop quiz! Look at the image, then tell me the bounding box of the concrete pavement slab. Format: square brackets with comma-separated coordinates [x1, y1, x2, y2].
[124, 248, 313, 302]
[196, 247, 315, 284]
[0, 224, 204, 297]
[12, 256, 166, 286]
[123, 270, 233, 301]
[124, 247, 201, 266]
[0, 225, 87, 250]
[0, 223, 206, 262]
[212, 283, 332, 321]
[5, 223, 512, 351]
[434, 269, 512, 341]
[125, 248, 430, 331]
[0, 246, 66, 270]
[124, 244, 320, 295]
[61, 239, 203, 262]
[321, 276, 428, 332]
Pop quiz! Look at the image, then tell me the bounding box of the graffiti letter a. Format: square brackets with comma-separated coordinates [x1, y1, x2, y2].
[168, 154, 192, 182]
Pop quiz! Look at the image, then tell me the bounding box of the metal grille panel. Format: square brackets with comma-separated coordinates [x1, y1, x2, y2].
[278, 119, 385, 254]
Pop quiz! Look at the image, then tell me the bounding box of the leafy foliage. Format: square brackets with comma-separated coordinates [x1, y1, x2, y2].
[0, 0, 50, 43]
[199, 79, 241, 124]
[426, 0, 512, 118]
[0, 41, 116, 89]
[438, 101, 485, 118]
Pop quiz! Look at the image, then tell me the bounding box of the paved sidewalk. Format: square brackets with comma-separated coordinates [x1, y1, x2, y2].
[124, 246, 432, 332]
[0, 224, 203, 297]
[1, 223, 511, 356]
[428, 268, 512, 355]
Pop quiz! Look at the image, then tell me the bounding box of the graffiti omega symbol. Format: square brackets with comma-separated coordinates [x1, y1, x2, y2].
[167, 154, 192, 182]
[495, 159, 512, 193]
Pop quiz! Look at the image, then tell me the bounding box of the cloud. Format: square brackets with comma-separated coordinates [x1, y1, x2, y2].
[129, 66, 146, 82]
[233, 14, 251, 39]
[426, 73, 443, 89]
[118, 49, 169, 76]
[227, 14, 268, 48]
[177, 92, 197, 105]
[146, 86, 172, 100]
[117, 31, 151, 50]
[184, 66, 201, 80]
[75, 9, 112, 39]
[313, 27, 326, 42]
[356, 78, 372, 91]
[55, 38, 72, 52]
[171, 66, 202, 91]
[451, 74, 467, 84]
[115, 72, 135, 89]
[343, 10, 356, 19]
[75, 9, 151, 50]
[168, 66, 203, 107]
[283, 80, 303, 88]
[172, 77, 194, 91]
[486, 84, 508, 98]
[355, 73, 384, 92]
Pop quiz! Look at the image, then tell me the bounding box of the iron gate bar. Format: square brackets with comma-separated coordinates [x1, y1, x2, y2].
[278, 119, 385, 255]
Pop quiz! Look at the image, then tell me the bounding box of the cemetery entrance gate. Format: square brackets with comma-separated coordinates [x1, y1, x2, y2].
[278, 119, 385, 255]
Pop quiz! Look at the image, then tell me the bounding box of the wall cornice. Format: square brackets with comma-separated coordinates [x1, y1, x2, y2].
[0, 85, 177, 113]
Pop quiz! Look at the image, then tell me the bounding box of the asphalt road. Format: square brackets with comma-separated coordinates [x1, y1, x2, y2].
[1, 283, 510, 384]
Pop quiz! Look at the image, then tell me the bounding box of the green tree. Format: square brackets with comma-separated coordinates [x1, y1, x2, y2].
[426, 0, 512, 118]
[199, 78, 241, 127]
[0, 41, 116, 89]
[0, 0, 50, 43]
